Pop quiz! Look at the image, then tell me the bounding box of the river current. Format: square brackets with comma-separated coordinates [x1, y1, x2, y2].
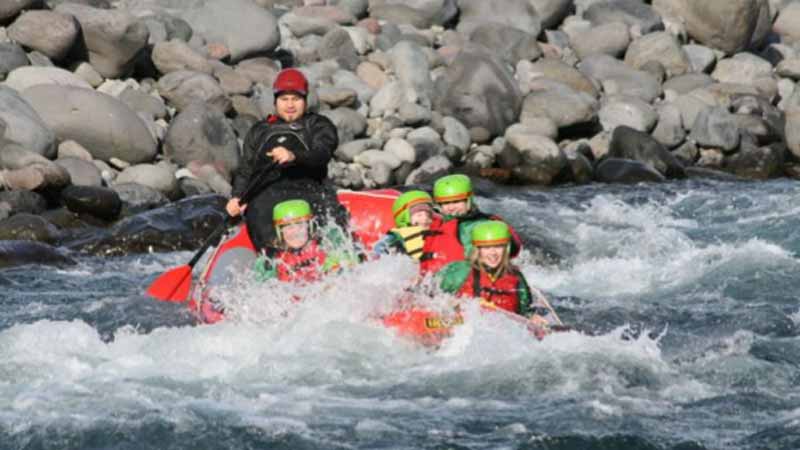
[2, 179, 799, 450]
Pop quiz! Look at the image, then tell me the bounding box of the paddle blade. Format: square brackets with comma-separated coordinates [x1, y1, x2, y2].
[146, 265, 193, 302]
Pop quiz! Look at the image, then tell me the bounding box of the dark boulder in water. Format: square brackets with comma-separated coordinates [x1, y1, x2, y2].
[62, 194, 227, 256]
[683, 167, 740, 181]
[608, 126, 686, 179]
[594, 158, 667, 184]
[61, 185, 122, 221]
[0, 213, 61, 243]
[0, 240, 75, 269]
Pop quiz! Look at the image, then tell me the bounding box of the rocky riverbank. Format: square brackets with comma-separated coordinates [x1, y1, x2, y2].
[0, 0, 797, 264]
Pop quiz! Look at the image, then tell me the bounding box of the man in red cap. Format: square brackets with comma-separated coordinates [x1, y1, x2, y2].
[226, 68, 349, 253]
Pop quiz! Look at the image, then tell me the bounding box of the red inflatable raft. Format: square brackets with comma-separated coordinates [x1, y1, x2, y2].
[186, 188, 562, 345]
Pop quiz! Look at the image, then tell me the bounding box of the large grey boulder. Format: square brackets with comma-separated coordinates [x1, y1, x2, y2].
[711, 53, 773, 86]
[55, 3, 149, 78]
[683, 44, 717, 74]
[599, 95, 658, 132]
[7, 10, 79, 61]
[334, 69, 376, 104]
[0, 43, 29, 80]
[141, 13, 193, 46]
[442, 116, 471, 154]
[0, 144, 70, 190]
[335, 138, 381, 162]
[0, 0, 42, 23]
[321, 107, 367, 143]
[279, 7, 354, 38]
[4, 66, 92, 92]
[0, 144, 52, 170]
[388, 41, 433, 107]
[689, 106, 741, 152]
[115, 162, 180, 200]
[456, 0, 541, 37]
[318, 27, 360, 71]
[518, 58, 598, 97]
[436, 51, 521, 137]
[785, 87, 800, 159]
[152, 39, 213, 75]
[118, 87, 167, 120]
[624, 32, 690, 79]
[584, 0, 663, 33]
[157, 70, 231, 113]
[355, 149, 402, 170]
[663, 73, 715, 96]
[55, 157, 103, 186]
[0, 86, 55, 158]
[183, 0, 279, 62]
[22, 85, 157, 164]
[368, 0, 457, 28]
[404, 155, 452, 185]
[470, 24, 542, 67]
[774, 2, 800, 44]
[579, 54, 662, 103]
[521, 81, 598, 130]
[369, 80, 404, 117]
[530, 0, 573, 28]
[163, 102, 240, 178]
[504, 126, 568, 185]
[652, 0, 765, 55]
[569, 22, 631, 60]
[651, 103, 686, 149]
[112, 182, 168, 216]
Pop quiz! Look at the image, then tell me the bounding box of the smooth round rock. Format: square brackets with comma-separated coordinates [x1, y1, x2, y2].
[61, 184, 122, 221]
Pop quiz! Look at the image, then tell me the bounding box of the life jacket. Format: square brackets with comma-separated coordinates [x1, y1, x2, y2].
[267, 239, 328, 283]
[419, 217, 464, 274]
[456, 267, 524, 314]
[389, 226, 427, 260]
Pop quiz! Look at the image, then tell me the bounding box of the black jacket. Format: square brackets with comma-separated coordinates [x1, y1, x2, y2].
[232, 112, 339, 198]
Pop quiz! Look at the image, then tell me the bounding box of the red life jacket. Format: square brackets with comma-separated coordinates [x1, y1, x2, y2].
[270, 240, 328, 283]
[419, 216, 464, 274]
[456, 267, 524, 314]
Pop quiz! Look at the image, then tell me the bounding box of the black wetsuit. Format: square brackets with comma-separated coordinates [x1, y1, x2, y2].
[231, 112, 349, 251]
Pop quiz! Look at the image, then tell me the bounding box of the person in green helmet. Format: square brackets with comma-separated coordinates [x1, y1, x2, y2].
[419, 174, 523, 274]
[372, 190, 437, 259]
[253, 199, 355, 284]
[438, 220, 556, 334]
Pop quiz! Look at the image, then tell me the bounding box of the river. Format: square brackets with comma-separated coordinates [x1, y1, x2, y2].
[2, 179, 799, 450]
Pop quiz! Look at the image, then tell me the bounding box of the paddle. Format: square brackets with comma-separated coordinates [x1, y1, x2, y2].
[479, 288, 573, 339]
[146, 162, 278, 302]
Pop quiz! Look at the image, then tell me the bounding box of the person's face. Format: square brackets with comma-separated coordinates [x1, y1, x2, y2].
[439, 200, 469, 217]
[409, 206, 432, 228]
[478, 245, 505, 269]
[281, 221, 310, 249]
[275, 93, 306, 122]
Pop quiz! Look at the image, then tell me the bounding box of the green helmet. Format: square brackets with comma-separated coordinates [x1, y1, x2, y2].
[392, 190, 433, 227]
[273, 199, 313, 226]
[433, 174, 473, 205]
[472, 220, 511, 247]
